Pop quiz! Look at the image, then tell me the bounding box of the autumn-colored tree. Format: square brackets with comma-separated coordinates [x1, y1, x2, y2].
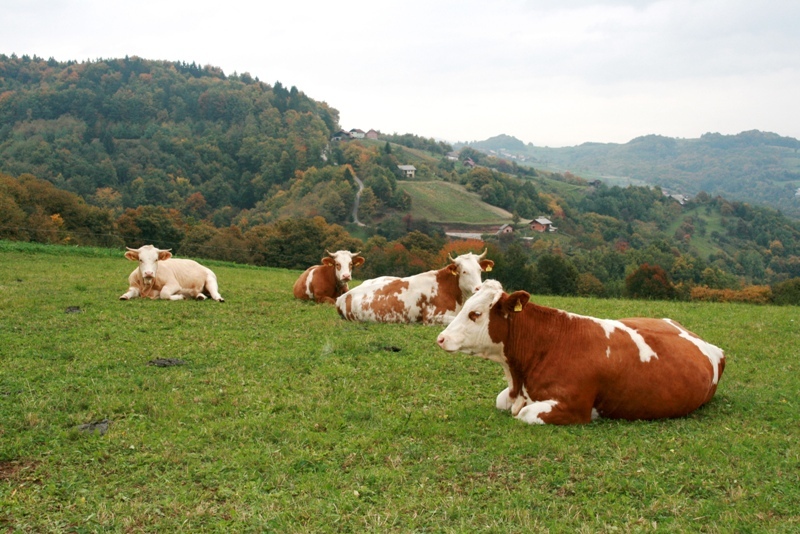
[625, 263, 677, 300]
[577, 273, 606, 297]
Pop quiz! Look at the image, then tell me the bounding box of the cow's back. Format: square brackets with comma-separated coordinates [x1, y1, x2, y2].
[593, 317, 724, 419]
[525, 314, 725, 421]
[158, 258, 211, 291]
[336, 276, 410, 322]
[338, 270, 462, 324]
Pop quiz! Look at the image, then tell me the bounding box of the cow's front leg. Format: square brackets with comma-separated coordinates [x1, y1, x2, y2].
[496, 387, 513, 411]
[119, 287, 140, 300]
[159, 285, 184, 300]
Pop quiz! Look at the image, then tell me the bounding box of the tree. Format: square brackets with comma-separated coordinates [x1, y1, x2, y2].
[493, 243, 535, 293]
[532, 254, 579, 296]
[625, 263, 676, 300]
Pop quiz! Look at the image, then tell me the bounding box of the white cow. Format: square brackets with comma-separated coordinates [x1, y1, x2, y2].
[336, 250, 494, 325]
[119, 245, 224, 302]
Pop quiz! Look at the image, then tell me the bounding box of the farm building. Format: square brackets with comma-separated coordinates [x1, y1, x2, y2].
[531, 217, 557, 233]
[398, 165, 416, 179]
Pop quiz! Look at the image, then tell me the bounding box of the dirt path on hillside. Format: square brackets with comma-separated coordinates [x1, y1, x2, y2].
[352, 174, 366, 226]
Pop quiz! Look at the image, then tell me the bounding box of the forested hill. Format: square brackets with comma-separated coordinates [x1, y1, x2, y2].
[4, 54, 800, 303]
[0, 54, 338, 215]
[463, 131, 800, 218]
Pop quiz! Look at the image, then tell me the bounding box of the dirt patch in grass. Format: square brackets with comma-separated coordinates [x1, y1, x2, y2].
[0, 459, 40, 482]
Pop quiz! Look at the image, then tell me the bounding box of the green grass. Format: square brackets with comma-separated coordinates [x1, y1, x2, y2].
[398, 181, 514, 225]
[1, 241, 799, 532]
[665, 206, 729, 259]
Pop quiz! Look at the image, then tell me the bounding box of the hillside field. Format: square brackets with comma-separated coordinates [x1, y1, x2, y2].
[1, 242, 798, 531]
[397, 181, 515, 225]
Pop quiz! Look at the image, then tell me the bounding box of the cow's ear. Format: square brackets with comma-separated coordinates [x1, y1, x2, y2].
[448, 263, 458, 276]
[124, 251, 139, 261]
[158, 250, 172, 261]
[322, 257, 335, 266]
[353, 256, 365, 267]
[480, 259, 494, 272]
[503, 291, 530, 313]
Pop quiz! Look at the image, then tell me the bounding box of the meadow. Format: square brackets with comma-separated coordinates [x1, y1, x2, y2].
[397, 181, 514, 225]
[1, 241, 798, 532]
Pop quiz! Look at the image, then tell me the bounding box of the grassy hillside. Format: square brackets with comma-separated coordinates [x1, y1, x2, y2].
[1, 242, 798, 531]
[398, 180, 515, 225]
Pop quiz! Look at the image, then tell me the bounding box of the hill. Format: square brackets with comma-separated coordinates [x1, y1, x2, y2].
[0, 54, 338, 216]
[462, 131, 800, 217]
[3, 54, 800, 296]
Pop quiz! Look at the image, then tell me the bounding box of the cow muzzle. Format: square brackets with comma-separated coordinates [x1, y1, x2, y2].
[437, 334, 459, 352]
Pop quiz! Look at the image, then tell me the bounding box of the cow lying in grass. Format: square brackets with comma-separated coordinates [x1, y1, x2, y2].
[120, 245, 224, 302]
[336, 250, 494, 325]
[293, 250, 365, 304]
[437, 280, 725, 425]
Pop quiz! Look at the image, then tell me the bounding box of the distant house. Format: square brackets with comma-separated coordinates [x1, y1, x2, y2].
[464, 157, 476, 168]
[398, 165, 416, 179]
[331, 130, 351, 141]
[662, 188, 690, 205]
[446, 151, 459, 161]
[531, 217, 557, 233]
[670, 194, 689, 205]
[349, 128, 366, 139]
[366, 129, 379, 140]
[497, 224, 514, 235]
[796, 187, 800, 197]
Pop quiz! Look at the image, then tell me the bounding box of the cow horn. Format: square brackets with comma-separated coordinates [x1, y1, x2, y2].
[448, 252, 456, 262]
[352, 251, 361, 256]
[478, 248, 488, 259]
[326, 249, 335, 257]
[126, 247, 137, 252]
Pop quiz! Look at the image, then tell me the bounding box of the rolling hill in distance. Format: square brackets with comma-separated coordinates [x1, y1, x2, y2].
[460, 131, 800, 218]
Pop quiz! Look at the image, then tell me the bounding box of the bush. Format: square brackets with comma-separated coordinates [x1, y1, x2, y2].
[690, 285, 772, 304]
[771, 278, 800, 306]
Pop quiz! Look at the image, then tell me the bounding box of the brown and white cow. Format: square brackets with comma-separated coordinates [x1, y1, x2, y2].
[120, 245, 224, 302]
[336, 250, 495, 325]
[293, 250, 365, 304]
[436, 280, 725, 424]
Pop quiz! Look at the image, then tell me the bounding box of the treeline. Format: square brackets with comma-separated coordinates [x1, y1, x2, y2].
[4, 171, 800, 305]
[376, 132, 452, 155]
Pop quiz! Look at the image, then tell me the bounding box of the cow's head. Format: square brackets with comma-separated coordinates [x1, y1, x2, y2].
[322, 250, 365, 284]
[437, 279, 529, 360]
[446, 249, 495, 297]
[125, 245, 172, 281]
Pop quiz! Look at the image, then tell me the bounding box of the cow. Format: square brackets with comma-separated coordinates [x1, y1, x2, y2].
[119, 245, 225, 302]
[436, 280, 725, 425]
[293, 250, 365, 304]
[336, 250, 495, 325]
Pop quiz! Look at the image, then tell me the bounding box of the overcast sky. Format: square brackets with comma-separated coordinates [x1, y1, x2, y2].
[4, 0, 799, 147]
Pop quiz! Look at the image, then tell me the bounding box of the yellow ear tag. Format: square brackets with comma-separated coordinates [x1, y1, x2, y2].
[514, 301, 523, 312]
[451, 269, 458, 276]
[485, 266, 492, 272]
